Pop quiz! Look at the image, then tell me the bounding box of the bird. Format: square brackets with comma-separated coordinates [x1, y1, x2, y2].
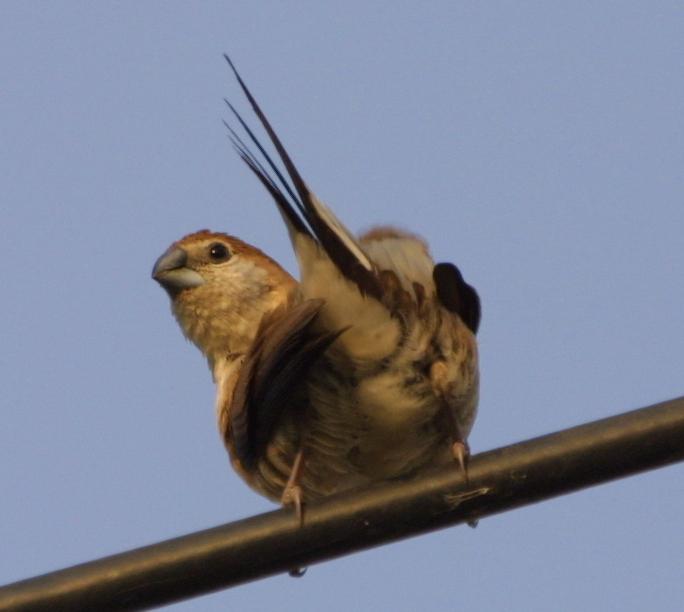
[152, 55, 481, 522]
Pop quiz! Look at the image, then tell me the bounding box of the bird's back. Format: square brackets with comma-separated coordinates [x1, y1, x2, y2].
[280, 227, 479, 496]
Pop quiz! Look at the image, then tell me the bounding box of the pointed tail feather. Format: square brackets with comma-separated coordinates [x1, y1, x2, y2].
[223, 54, 381, 298]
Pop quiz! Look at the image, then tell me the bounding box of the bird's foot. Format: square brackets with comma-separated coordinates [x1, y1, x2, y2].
[281, 450, 308, 577]
[281, 482, 304, 526]
[281, 449, 306, 526]
[451, 440, 479, 527]
[451, 440, 470, 480]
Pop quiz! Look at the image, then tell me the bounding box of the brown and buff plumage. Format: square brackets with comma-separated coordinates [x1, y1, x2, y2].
[152, 57, 480, 519]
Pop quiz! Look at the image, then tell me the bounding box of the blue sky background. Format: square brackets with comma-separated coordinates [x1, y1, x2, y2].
[2, 3, 683, 610]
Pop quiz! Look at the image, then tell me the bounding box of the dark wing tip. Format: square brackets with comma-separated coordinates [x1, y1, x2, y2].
[433, 262, 481, 334]
[223, 53, 240, 80]
[229, 300, 343, 469]
[222, 53, 382, 299]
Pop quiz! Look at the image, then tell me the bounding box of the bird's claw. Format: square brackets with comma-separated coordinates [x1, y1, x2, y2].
[281, 449, 306, 526]
[451, 440, 470, 482]
[281, 483, 305, 526]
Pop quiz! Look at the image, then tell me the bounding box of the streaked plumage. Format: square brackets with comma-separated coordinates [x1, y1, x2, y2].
[152, 56, 480, 517]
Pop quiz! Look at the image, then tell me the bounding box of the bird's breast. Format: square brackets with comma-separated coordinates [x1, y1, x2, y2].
[302, 357, 452, 483]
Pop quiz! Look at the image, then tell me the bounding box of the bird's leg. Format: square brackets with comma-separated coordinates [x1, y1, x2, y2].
[430, 361, 472, 478]
[282, 450, 309, 577]
[444, 416, 480, 528]
[447, 420, 471, 483]
[450, 439, 470, 474]
[447, 426, 479, 528]
[281, 448, 306, 526]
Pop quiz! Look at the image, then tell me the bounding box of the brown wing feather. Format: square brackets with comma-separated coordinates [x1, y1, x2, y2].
[229, 299, 344, 469]
[224, 54, 382, 299]
[433, 262, 481, 334]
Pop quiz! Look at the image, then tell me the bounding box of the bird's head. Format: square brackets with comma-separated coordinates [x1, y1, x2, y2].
[152, 230, 297, 367]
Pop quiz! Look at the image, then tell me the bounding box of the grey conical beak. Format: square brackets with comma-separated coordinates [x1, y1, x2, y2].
[152, 246, 205, 294]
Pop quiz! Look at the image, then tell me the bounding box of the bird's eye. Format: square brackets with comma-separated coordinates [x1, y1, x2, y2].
[208, 243, 230, 262]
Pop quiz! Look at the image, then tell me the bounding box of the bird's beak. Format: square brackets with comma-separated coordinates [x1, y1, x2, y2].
[152, 246, 205, 294]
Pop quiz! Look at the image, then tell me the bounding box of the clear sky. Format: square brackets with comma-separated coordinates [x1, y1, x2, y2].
[2, 2, 683, 611]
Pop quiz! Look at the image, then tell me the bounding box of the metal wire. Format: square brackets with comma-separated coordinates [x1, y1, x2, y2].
[2, 396, 684, 611]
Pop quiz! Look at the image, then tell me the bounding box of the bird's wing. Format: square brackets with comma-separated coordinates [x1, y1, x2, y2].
[223, 54, 382, 300]
[222, 55, 481, 362]
[433, 262, 481, 334]
[225, 298, 343, 469]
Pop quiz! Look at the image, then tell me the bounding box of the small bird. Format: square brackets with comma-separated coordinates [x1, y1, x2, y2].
[152, 56, 480, 521]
